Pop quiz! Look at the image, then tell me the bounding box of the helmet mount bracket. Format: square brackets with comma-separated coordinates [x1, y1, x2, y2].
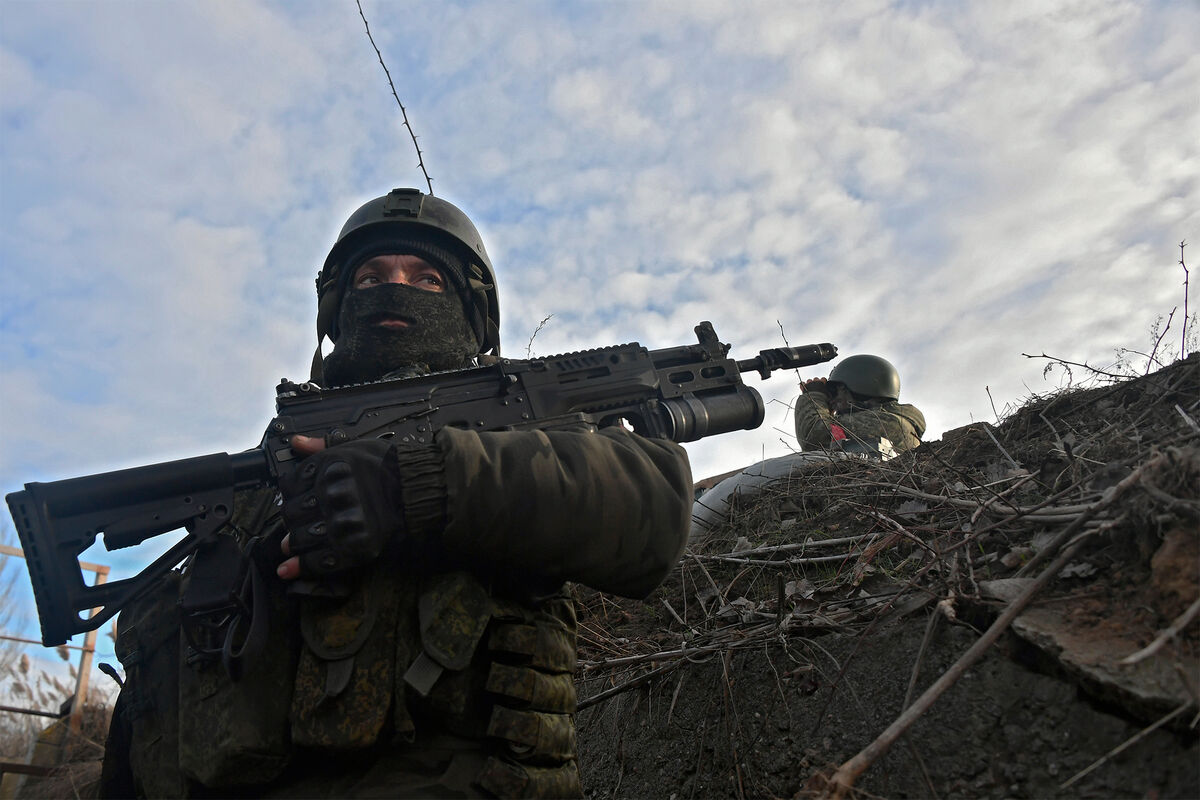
[382, 188, 424, 218]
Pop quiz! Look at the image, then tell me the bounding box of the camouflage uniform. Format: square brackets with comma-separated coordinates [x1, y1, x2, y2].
[100, 424, 691, 798]
[794, 392, 926, 454]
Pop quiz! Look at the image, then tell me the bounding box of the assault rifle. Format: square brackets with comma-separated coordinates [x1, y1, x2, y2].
[7, 321, 835, 647]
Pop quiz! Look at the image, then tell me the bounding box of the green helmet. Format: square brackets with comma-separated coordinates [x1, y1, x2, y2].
[314, 188, 500, 359]
[829, 354, 901, 401]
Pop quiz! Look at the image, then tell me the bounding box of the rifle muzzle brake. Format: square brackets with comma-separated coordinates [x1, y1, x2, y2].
[737, 343, 838, 379]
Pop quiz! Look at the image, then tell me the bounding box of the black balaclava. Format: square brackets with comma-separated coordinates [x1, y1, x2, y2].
[321, 237, 479, 387]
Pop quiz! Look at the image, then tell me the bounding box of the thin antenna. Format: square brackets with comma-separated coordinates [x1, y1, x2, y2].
[356, 0, 433, 194]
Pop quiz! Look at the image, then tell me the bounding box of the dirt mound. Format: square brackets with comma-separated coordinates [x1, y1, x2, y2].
[576, 354, 1199, 799]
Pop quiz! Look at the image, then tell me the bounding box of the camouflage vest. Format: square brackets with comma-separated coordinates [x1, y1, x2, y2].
[109, 493, 581, 798]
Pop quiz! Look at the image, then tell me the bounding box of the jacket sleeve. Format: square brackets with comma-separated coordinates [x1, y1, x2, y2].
[794, 393, 838, 450]
[394, 425, 692, 599]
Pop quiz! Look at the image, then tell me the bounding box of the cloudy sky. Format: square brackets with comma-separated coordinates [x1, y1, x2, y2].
[1, 0, 1197, 653]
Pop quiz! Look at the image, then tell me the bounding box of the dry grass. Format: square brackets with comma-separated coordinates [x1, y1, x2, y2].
[2, 525, 113, 798]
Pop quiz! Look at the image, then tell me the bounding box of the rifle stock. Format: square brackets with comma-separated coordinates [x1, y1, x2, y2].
[7, 321, 835, 645]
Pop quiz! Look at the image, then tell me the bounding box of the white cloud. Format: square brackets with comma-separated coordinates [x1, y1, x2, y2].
[549, 69, 656, 140]
[2, 0, 1197, 569]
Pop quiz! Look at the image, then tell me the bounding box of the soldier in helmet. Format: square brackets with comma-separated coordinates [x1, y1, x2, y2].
[794, 354, 926, 457]
[100, 189, 692, 798]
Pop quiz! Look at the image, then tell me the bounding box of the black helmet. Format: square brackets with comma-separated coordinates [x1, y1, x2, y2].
[829, 355, 901, 401]
[314, 188, 500, 362]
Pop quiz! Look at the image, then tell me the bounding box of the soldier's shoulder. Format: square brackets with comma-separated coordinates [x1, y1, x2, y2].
[889, 402, 926, 432]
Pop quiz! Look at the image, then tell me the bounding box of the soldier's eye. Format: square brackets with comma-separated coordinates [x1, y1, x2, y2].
[413, 271, 445, 291]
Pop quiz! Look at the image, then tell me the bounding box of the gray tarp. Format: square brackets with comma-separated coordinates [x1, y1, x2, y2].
[689, 452, 833, 546]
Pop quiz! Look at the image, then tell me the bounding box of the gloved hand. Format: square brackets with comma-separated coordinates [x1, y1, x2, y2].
[802, 377, 830, 395]
[277, 437, 405, 578]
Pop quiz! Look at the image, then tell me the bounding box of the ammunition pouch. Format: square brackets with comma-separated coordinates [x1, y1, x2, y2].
[476, 756, 583, 799]
[404, 570, 494, 700]
[397, 572, 582, 797]
[290, 564, 410, 748]
[177, 556, 297, 788]
[480, 595, 579, 795]
[113, 573, 187, 799]
[486, 706, 576, 762]
[486, 664, 576, 714]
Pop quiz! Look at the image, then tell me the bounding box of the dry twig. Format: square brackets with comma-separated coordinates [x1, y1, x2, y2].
[1059, 701, 1193, 790]
[1120, 596, 1200, 666]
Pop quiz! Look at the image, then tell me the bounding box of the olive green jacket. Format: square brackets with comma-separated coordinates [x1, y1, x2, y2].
[101, 426, 691, 799]
[794, 392, 926, 453]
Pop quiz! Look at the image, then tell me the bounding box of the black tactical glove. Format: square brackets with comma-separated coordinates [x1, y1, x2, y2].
[279, 438, 405, 576]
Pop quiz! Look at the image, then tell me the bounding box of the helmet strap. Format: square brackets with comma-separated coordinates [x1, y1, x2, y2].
[311, 286, 343, 382]
[309, 344, 325, 384]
